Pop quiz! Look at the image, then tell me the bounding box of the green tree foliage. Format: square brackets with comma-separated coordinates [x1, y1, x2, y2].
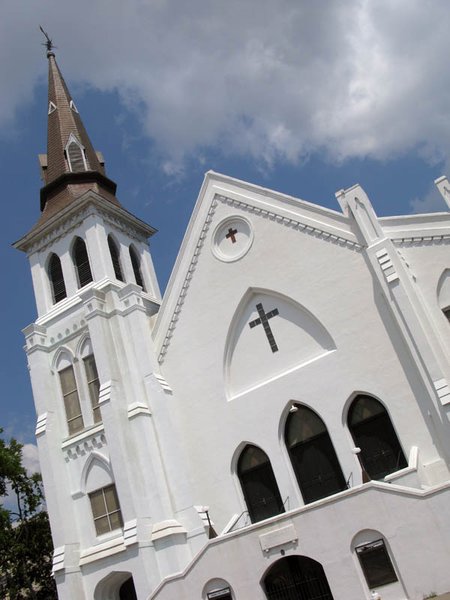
[0, 429, 57, 599]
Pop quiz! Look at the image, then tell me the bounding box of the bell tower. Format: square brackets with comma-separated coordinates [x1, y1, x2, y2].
[14, 44, 207, 599]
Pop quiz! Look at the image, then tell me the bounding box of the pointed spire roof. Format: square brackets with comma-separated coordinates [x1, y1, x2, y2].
[45, 51, 104, 183]
[39, 48, 120, 224]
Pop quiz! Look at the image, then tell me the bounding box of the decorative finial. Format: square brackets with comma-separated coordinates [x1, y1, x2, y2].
[39, 25, 56, 56]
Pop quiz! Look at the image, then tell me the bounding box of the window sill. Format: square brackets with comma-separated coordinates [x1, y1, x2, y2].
[79, 532, 125, 566]
[61, 422, 104, 449]
[383, 446, 418, 484]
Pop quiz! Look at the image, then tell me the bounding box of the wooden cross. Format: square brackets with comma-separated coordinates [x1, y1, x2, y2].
[249, 303, 280, 352]
[226, 227, 238, 243]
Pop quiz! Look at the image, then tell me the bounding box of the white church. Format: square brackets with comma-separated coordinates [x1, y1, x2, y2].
[13, 49, 450, 600]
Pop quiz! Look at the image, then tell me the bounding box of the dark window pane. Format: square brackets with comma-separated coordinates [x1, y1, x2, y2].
[348, 396, 407, 480]
[129, 246, 145, 290]
[238, 445, 284, 523]
[286, 406, 346, 504]
[356, 539, 398, 588]
[73, 237, 93, 287]
[48, 254, 67, 303]
[108, 236, 124, 282]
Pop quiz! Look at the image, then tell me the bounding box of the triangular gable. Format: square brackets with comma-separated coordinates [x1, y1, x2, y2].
[153, 172, 361, 364]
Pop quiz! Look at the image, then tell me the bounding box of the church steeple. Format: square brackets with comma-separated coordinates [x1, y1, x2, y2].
[39, 47, 119, 223]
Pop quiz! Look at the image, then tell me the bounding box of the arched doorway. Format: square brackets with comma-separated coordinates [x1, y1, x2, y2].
[263, 555, 334, 600]
[348, 395, 407, 480]
[237, 444, 284, 523]
[285, 405, 346, 504]
[119, 577, 137, 600]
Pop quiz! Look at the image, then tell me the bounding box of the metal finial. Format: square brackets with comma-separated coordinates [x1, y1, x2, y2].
[39, 25, 56, 54]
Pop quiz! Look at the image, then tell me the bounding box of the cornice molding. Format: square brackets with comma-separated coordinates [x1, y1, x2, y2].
[392, 234, 450, 247]
[14, 191, 155, 254]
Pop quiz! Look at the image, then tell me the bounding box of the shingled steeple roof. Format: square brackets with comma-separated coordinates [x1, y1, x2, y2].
[38, 49, 120, 224]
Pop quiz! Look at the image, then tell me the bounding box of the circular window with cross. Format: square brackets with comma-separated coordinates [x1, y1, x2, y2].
[212, 216, 253, 262]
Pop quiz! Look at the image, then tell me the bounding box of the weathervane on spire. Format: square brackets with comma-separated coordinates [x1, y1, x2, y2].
[39, 26, 56, 54]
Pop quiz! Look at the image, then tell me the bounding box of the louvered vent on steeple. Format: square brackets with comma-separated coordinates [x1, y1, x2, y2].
[65, 134, 89, 172]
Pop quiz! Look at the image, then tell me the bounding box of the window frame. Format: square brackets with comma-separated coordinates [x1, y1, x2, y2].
[83, 354, 101, 424]
[129, 245, 145, 290]
[108, 235, 124, 282]
[355, 538, 398, 588]
[59, 364, 84, 435]
[89, 484, 123, 536]
[72, 236, 93, 288]
[48, 253, 67, 304]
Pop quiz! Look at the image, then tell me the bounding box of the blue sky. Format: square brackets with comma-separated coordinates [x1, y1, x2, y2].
[1, 1, 450, 469]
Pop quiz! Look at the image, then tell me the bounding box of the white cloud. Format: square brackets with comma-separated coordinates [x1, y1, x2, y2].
[21, 443, 40, 475]
[2, 0, 450, 171]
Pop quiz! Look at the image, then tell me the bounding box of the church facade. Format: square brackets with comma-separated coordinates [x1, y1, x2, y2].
[14, 51, 450, 600]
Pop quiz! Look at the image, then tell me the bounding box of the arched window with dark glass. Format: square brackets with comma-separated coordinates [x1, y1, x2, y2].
[237, 444, 284, 523]
[129, 245, 145, 290]
[285, 405, 346, 504]
[108, 235, 124, 282]
[48, 253, 67, 303]
[72, 237, 93, 288]
[348, 395, 407, 480]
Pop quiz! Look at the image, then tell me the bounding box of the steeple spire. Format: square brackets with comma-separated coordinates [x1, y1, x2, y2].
[39, 39, 119, 223]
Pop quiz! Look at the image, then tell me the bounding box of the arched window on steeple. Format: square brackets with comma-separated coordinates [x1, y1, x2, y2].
[285, 404, 346, 504]
[65, 133, 88, 172]
[48, 253, 67, 303]
[237, 444, 284, 523]
[73, 237, 93, 288]
[108, 236, 124, 282]
[129, 245, 145, 290]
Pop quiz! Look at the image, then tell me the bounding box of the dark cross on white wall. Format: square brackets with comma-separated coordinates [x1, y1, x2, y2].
[249, 303, 280, 353]
[226, 228, 238, 243]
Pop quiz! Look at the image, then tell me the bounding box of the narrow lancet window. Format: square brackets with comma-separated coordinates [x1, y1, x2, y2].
[129, 245, 145, 290]
[84, 355, 101, 423]
[59, 365, 84, 435]
[348, 395, 407, 480]
[48, 253, 67, 303]
[108, 236, 124, 282]
[237, 444, 284, 523]
[285, 404, 346, 503]
[73, 237, 93, 288]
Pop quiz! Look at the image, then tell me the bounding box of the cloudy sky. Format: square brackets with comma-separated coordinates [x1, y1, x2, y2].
[1, 0, 450, 469]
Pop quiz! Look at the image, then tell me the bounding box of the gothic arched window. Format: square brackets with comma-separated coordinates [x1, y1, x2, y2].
[237, 444, 284, 523]
[48, 253, 67, 303]
[73, 237, 93, 288]
[285, 405, 346, 504]
[59, 363, 84, 435]
[108, 236, 124, 282]
[83, 354, 101, 423]
[129, 245, 145, 290]
[348, 395, 407, 480]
